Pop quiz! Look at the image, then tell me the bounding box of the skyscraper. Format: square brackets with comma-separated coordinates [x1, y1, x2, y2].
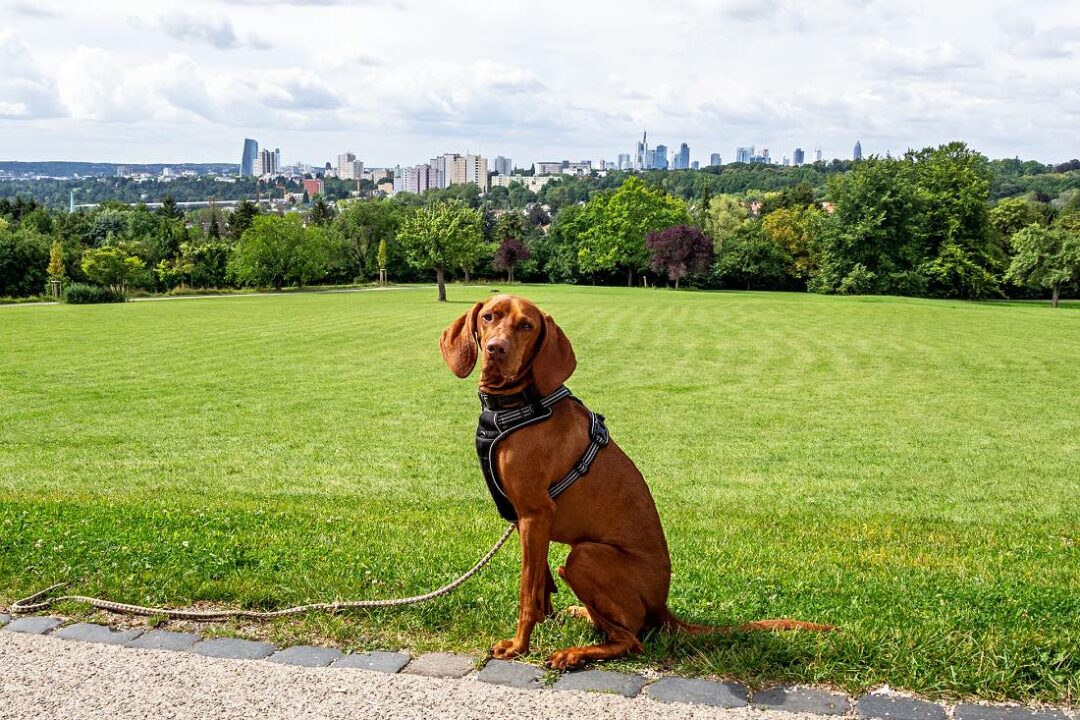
[635, 131, 647, 170]
[691, 161, 699, 170]
[854, 141, 863, 161]
[814, 147, 823, 163]
[274, 148, 281, 175]
[709, 153, 722, 167]
[240, 138, 258, 177]
[654, 144, 668, 170]
[617, 153, 631, 170]
[736, 146, 754, 164]
[677, 143, 690, 170]
[793, 148, 805, 166]
[493, 156, 513, 176]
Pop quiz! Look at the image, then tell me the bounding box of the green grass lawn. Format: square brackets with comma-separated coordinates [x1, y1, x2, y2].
[1, 286, 1077, 703]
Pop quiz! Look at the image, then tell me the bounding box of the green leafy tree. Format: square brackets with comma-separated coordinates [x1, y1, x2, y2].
[47, 240, 66, 281]
[711, 222, 790, 290]
[228, 199, 261, 242]
[81, 244, 145, 296]
[577, 176, 689, 285]
[762, 205, 823, 282]
[155, 256, 195, 289]
[377, 237, 388, 269]
[0, 225, 49, 297]
[398, 202, 484, 301]
[1006, 222, 1080, 307]
[186, 241, 231, 288]
[902, 142, 1000, 292]
[308, 197, 336, 226]
[990, 197, 1048, 241]
[228, 214, 330, 290]
[703, 194, 749, 254]
[332, 199, 405, 280]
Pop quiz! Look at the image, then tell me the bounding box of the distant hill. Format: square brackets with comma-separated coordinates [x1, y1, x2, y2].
[0, 161, 237, 177]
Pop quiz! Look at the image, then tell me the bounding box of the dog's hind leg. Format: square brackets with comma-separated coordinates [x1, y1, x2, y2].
[549, 542, 655, 670]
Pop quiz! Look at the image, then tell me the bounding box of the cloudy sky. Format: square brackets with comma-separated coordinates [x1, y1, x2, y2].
[2, 0, 1078, 167]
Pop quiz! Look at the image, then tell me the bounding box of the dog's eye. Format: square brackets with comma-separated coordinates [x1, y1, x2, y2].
[482, 313, 493, 322]
[519, 322, 533, 331]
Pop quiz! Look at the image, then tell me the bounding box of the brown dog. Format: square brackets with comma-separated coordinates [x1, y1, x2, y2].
[441, 294, 831, 669]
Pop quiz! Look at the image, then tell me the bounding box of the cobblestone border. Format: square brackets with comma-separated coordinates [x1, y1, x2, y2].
[3, 617, 1075, 718]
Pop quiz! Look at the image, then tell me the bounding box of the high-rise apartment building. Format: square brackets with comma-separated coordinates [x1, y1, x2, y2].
[240, 138, 258, 177]
[493, 156, 513, 176]
[793, 148, 805, 166]
[337, 152, 364, 180]
[258, 148, 278, 176]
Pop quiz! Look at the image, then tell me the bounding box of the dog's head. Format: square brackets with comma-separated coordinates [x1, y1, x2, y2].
[440, 294, 575, 395]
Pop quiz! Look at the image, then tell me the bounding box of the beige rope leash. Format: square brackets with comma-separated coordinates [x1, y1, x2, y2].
[11, 523, 516, 620]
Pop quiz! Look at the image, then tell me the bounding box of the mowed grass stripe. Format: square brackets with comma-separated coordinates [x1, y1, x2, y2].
[0, 286, 1077, 702]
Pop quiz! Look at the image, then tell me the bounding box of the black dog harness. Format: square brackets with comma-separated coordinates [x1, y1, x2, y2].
[475, 385, 610, 522]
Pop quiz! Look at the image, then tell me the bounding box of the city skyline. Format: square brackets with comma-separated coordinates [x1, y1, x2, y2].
[2, 0, 1078, 165]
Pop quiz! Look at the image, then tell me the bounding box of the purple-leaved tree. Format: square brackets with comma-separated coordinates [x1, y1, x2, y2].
[493, 237, 530, 282]
[646, 225, 714, 289]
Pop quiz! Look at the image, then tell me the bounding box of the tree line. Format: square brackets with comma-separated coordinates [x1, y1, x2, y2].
[1, 142, 1077, 306]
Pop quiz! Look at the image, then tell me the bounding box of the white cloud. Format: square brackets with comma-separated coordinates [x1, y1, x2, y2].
[863, 39, 981, 77]
[2, 0, 1079, 164]
[133, 10, 270, 50]
[0, 29, 65, 119]
[8, 2, 58, 18]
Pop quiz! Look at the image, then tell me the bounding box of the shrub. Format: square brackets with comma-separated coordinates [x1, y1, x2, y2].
[63, 283, 125, 304]
[837, 263, 878, 295]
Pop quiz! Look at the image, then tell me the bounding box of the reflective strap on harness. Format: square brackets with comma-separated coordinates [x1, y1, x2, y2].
[547, 410, 609, 501]
[491, 386, 572, 426]
[478, 386, 610, 521]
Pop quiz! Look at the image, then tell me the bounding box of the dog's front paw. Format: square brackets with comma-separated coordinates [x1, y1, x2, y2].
[547, 648, 586, 670]
[491, 639, 528, 659]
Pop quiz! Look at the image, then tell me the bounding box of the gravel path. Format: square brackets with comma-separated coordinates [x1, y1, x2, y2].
[0, 632, 824, 720]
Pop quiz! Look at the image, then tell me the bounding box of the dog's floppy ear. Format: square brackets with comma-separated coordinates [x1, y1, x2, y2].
[440, 302, 483, 378]
[531, 313, 576, 395]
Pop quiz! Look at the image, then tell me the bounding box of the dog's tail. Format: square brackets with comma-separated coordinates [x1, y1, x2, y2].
[661, 610, 837, 635]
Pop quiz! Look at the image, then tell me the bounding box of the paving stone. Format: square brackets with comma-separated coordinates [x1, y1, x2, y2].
[858, 694, 946, 720]
[477, 660, 545, 689]
[189, 637, 276, 660]
[647, 677, 747, 708]
[753, 685, 851, 715]
[267, 645, 344, 668]
[126, 630, 201, 652]
[0, 614, 10, 627]
[2, 616, 63, 635]
[553, 669, 647, 698]
[53, 623, 143, 645]
[954, 704, 1070, 720]
[402, 652, 477, 678]
[331, 651, 411, 674]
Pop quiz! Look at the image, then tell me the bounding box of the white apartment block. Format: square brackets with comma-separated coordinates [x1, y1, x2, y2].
[490, 174, 554, 193]
[337, 152, 364, 181]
